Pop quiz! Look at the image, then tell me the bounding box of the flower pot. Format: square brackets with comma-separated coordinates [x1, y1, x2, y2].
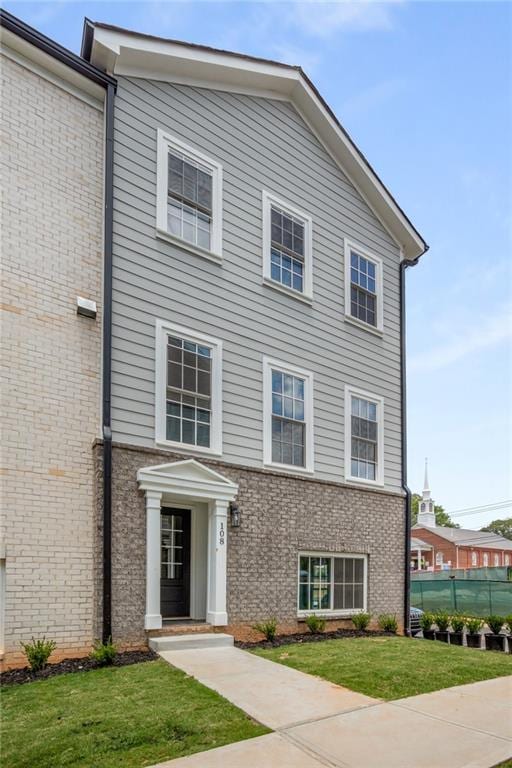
[485, 634, 506, 652]
[423, 629, 436, 640]
[436, 630, 449, 643]
[466, 633, 482, 649]
[449, 632, 463, 646]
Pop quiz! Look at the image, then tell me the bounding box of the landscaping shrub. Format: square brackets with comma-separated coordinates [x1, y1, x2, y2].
[419, 611, 434, 632]
[253, 618, 278, 641]
[90, 638, 117, 666]
[21, 637, 56, 672]
[434, 612, 450, 632]
[486, 616, 505, 635]
[352, 612, 371, 631]
[450, 614, 466, 633]
[505, 615, 512, 634]
[377, 614, 398, 633]
[466, 617, 483, 635]
[305, 614, 326, 634]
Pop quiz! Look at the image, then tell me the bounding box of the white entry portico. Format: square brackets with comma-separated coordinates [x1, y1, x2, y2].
[137, 459, 238, 630]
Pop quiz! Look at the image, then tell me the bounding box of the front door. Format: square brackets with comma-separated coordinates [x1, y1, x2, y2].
[160, 508, 191, 618]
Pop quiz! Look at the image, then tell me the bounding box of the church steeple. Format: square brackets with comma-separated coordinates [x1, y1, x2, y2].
[418, 458, 436, 528]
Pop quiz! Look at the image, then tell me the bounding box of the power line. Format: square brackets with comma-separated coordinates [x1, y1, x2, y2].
[445, 501, 512, 519]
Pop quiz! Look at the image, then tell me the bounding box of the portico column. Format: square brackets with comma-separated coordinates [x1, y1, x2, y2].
[145, 490, 162, 630]
[207, 499, 229, 626]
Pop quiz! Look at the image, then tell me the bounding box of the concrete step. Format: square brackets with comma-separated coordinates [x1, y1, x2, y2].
[148, 632, 234, 653]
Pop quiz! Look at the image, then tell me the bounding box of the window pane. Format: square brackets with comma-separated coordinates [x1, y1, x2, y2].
[197, 423, 210, 447]
[272, 394, 283, 416]
[299, 556, 309, 583]
[282, 442, 293, 465]
[167, 416, 180, 442]
[299, 584, 309, 610]
[272, 439, 281, 464]
[168, 362, 182, 389]
[182, 419, 195, 444]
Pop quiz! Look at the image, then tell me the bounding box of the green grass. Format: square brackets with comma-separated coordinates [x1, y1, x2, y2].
[254, 636, 512, 701]
[1, 659, 268, 768]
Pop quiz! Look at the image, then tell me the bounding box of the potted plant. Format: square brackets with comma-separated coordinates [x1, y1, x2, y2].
[449, 614, 465, 646]
[484, 616, 506, 652]
[419, 611, 435, 640]
[434, 611, 450, 642]
[466, 617, 483, 649]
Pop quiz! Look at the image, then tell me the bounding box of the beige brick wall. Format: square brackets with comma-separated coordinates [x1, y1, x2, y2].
[0, 54, 104, 660]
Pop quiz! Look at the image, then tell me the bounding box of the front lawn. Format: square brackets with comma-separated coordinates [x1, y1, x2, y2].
[254, 636, 512, 700]
[1, 659, 268, 768]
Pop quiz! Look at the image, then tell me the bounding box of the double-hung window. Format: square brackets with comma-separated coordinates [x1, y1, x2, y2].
[156, 129, 223, 260]
[298, 553, 367, 615]
[155, 320, 222, 455]
[344, 240, 383, 331]
[262, 192, 312, 300]
[345, 386, 384, 485]
[263, 358, 314, 472]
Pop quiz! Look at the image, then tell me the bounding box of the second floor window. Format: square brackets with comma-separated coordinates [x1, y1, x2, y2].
[262, 192, 312, 299]
[157, 129, 223, 260]
[345, 386, 384, 485]
[344, 240, 383, 332]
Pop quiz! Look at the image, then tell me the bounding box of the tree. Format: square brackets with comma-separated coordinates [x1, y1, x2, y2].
[411, 494, 459, 528]
[481, 518, 512, 541]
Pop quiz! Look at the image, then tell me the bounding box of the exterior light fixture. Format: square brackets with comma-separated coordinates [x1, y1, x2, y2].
[76, 296, 97, 319]
[230, 502, 241, 528]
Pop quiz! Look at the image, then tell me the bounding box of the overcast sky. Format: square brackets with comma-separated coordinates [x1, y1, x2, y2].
[6, 0, 511, 528]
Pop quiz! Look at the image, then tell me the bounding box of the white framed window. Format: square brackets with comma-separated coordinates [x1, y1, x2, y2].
[298, 552, 367, 616]
[505, 554, 510, 566]
[262, 191, 313, 300]
[344, 386, 384, 486]
[493, 553, 500, 567]
[263, 357, 314, 473]
[156, 129, 223, 261]
[155, 320, 222, 455]
[344, 239, 383, 332]
[471, 551, 478, 567]
[483, 552, 489, 567]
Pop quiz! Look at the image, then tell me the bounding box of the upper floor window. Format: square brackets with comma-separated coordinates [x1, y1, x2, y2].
[262, 191, 312, 300]
[157, 129, 223, 261]
[345, 386, 384, 486]
[263, 357, 314, 473]
[344, 240, 383, 332]
[155, 320, 222, 455]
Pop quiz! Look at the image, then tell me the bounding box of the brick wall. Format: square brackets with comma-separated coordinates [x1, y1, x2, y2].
[98, 443, 406, 644]
[0, 54, 104, 662]
[414, 528, 510, 570]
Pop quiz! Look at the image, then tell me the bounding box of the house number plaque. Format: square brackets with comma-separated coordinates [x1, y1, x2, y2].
[219, 522, 225, 545]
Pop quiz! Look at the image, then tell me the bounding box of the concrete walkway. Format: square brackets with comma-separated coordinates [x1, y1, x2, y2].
[154, 646, 512, 768]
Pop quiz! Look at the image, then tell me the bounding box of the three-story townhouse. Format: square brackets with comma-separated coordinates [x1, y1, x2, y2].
[83, 22, 427, 646]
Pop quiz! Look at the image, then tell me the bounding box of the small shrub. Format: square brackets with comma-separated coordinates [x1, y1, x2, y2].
[419, 611, 434, 632]
[352, 612, 371, 631]
[486, 615, 505, 635]
[450, 614, 465, 633]
[90, 638, 117, 666]
[434, 612, 450, 631]
[253, 618, 278, 641]
[305, 614, 326, 634]
[378, 614, 398, 633]
[504, 614, 512, 634]
[21, 637, 56, 672]
[466, 617, 483, 635]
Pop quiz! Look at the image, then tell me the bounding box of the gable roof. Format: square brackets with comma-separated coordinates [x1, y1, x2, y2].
[81, 20, 427, 262]
[413, 525, 512, 551]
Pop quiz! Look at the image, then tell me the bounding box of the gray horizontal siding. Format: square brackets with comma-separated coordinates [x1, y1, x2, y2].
[111, 76, 404, 490]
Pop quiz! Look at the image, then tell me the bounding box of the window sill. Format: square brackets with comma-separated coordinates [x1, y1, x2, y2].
[155, 439, 222, 458]
[345, 475, 385, 489]
[344, 314, 383, 337]
[297, 609, 367, 619]
[263, 462, 314, 476]
[156, 228, 223, 265]
[263, 277, 313, 305]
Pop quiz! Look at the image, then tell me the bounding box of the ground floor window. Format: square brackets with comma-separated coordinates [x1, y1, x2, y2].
[298, 553, 367, 614]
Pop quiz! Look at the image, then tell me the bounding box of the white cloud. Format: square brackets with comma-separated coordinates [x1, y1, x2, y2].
[409, 305, 512, 374]
[288, 0, 404, 38]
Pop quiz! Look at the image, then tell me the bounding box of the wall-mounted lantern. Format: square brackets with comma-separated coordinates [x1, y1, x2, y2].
[230, 502, 241, 528]
[76, 296, 97, 319]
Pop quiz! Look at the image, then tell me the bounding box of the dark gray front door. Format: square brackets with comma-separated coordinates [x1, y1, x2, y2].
[160, 508, 191, 618]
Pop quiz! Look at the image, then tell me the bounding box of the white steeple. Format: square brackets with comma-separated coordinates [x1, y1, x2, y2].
[418, 458, 436, 528]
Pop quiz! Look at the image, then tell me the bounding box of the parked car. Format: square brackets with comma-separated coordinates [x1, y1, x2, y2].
[410, 606, 424, 636]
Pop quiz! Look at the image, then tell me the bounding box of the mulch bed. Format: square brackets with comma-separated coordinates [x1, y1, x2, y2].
[235, 628, 392, 649]
[1, 649, 158, 687]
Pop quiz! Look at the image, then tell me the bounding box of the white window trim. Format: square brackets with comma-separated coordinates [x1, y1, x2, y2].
[344, 239, 383, 333]
[263, 356, 314, 474]
[156, 129, 223, 261]
[344, 385, 384, 487]
[262, 190, 313, 301]
[155, 319, 223, 456]
[297, 551, 368, 618]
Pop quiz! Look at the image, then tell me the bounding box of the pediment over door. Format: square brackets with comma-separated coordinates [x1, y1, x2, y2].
[137, 458, 238, 501]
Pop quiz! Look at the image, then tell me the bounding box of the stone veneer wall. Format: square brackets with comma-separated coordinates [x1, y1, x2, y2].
[1, 54, 104, 664]
[95, 443, 406, 645]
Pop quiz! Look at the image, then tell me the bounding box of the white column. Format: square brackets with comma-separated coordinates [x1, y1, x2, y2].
[417, 548, 422, 570]
[207, 499, 229, 626]
[145, 490, 163, 630]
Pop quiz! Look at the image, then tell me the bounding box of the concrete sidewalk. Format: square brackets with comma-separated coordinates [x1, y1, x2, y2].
[154, 646, 512, 767]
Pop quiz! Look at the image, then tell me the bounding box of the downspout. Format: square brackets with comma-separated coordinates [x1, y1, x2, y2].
[102, 81, 115, 643]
